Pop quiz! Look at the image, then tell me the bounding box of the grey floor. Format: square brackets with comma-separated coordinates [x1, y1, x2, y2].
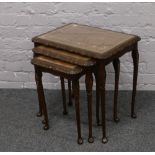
[0, 89, 155, 152]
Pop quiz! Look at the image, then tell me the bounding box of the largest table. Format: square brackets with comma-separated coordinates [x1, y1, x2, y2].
[32, 23, 141, 143]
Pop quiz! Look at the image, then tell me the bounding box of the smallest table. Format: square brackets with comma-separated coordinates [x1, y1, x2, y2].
[32, 23, 141, 143]
[32, 55, 95, 144]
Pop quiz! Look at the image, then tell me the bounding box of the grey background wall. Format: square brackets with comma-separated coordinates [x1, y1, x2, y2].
[0, 2, 155, 90]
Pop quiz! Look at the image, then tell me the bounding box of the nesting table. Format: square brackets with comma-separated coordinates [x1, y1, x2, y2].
[32, 23, 141, 143]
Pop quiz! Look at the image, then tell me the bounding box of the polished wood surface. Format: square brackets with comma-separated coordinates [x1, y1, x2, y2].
[32, 23, 140, 59]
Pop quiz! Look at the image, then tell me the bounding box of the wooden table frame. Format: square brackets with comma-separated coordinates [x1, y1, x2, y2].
[32, 24, 140, 144]
[33, 60, 96, 144]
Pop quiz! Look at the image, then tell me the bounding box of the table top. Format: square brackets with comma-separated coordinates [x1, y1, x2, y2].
[32, 23, 140, 59]
[33, 45, 96, 67]
[31, 56, 83, 75]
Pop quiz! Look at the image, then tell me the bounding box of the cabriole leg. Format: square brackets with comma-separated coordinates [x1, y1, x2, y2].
[35, 67, 49, 130]
[131, 43, 139, 118]
[113, 59, 120, 123]
[94, 70, 101, 126]
[85, 71, 94, 143]
[73, 79, 83, 145]
[98, 62, 108, 144]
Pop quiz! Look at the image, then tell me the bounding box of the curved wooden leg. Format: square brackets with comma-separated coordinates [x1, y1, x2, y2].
[85, 71, 94, 143]
[68, 79, 73, 106]
[35, 67, 49, 130]
[60, 77, 68, 115]
[113, 59, 120, 123]
[131, 43, 139, 118]
[98, 62, 108, 144]
[94, 70, 101, 126]
[73, 79, 83, 145]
